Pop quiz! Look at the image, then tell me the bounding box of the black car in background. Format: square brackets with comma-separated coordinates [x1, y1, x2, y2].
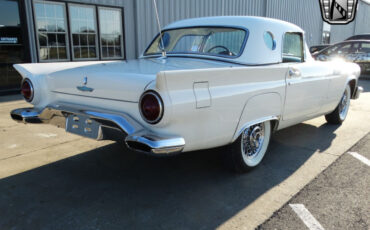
[345, 34, 370, 41]
[312, 40, 370, 74]
[309, 45, 330, 54]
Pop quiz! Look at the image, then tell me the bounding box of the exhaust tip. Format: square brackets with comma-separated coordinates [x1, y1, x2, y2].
[125, 140, 152, 153]
[10, 113, 23, 122]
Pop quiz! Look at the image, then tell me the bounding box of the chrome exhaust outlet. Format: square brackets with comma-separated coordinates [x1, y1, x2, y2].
[10, 108, 43, 123]
[125, 131, 185, 155]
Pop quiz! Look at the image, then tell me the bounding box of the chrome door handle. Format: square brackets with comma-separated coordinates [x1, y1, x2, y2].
[288, 69, 301, 78]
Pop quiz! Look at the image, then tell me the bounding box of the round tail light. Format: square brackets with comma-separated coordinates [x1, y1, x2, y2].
[21, 79, 34, 102]
[139, 91, 163, 124]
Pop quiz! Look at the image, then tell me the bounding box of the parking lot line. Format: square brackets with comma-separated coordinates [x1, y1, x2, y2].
[348, 152, 370, 166]
[289, 204, 325, 230]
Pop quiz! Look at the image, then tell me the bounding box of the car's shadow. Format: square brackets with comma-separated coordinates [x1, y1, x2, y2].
[0, 122, 338, 230]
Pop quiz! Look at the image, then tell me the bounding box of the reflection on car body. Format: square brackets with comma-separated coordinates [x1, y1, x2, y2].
[313, 40, 370, 74]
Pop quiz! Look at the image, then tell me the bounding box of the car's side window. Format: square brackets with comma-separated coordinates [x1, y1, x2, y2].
[359, 43, 370, 53]
[337, 44, 353, 55]
[282, 32, 304, 63]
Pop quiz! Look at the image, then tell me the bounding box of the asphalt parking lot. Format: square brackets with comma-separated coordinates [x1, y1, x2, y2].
[259, 133, 370, 230]
[0, 80, 369, 230]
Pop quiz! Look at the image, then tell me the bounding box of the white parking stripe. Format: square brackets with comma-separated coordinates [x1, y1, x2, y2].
[290, 204, 325, 230]
[348, 152, 370, 166]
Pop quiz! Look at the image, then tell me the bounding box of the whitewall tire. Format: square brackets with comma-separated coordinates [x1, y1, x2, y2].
[228, 121, 272, 172]
[325, 84, 351, 125]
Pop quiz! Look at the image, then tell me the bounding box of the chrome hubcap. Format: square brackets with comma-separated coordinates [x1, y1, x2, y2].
[241, 123, 265, 158]
[339, 89, 349, 119]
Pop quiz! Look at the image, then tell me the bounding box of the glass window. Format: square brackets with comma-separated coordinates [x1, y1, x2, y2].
[282, 33, 303, 63]
[98, 7, 124, 59]
[337, 44, 352, 55]
[34, 1, 69, 61]
[145, 27, 247, 58]
[359, 43, 370, 53]
[263, 31, 276, 50]
[69, 4, 98, 60]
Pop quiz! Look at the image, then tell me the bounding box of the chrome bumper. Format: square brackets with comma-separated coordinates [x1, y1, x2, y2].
[10, 104, 185, 155]
[353, 86, 363, 100]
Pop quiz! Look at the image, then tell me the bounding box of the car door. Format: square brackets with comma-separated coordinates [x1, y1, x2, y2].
[282, 32, 330, 121]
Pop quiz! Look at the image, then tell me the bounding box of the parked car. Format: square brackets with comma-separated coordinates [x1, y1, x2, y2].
[345, 34, 370, 41]
[10, 16, 362, 172]
[312, 40, 370, 74]
[309, 44, 330, 54]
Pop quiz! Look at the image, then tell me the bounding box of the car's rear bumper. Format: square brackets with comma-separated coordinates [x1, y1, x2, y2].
[353, 86, 363, 100]
[10, 104, 185, 155]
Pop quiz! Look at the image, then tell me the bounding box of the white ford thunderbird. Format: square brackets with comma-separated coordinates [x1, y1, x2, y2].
[11, 16, 363, 172]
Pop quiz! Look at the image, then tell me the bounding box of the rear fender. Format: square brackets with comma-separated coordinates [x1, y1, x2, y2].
[232, 92, 282, 142]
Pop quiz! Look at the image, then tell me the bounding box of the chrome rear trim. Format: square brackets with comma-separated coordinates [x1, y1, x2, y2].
[353, 86, 363, 99]
[10, 104, 185, 155]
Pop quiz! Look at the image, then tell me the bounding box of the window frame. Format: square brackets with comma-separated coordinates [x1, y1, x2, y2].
[97, 6, 125, 60]
[282, 32, 305, 63]
[32, 0, 126, 62]
[68, 3, 99, 61]
[143, 25, 249, 59]
[32, 0, 70, 62]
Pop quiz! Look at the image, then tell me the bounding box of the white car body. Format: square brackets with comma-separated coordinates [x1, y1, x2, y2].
[11, 16, 362, 156]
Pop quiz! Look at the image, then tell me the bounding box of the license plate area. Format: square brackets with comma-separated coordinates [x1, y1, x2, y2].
[66, 114, 102, 139]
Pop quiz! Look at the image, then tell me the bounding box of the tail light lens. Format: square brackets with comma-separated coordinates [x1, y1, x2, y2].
[139, 91, 163, 124]
[21, 79, 34, 102]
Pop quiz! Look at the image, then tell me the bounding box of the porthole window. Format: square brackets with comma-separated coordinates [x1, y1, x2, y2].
[264, 31, 276, 50]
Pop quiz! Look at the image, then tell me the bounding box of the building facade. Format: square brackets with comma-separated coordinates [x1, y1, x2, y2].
[0, 0, 369, 93]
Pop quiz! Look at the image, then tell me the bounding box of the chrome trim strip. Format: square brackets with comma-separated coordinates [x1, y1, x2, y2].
[76, 86, 94, 92]
[232, 116, 279, 142]
[51, 91, 138, 103]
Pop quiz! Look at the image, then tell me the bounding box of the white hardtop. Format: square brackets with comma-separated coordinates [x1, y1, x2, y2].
[165, 16, 303, 33]
[155, 16, 309, 65]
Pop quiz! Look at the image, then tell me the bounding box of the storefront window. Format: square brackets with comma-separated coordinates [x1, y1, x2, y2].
[0, 0, 27, 91]
[69, 4, 98, 60]
[98, 7, 124, 59]
[34, 1, 69, 61]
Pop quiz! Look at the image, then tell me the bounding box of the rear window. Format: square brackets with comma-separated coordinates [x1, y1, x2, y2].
[144, 27, 248, 58]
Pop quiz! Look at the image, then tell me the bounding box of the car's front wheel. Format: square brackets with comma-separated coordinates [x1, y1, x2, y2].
[325, 84, 351, 125]
[228, 121, 272, 173]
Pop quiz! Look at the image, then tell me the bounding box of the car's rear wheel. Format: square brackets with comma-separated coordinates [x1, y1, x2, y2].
[325, 84, 351, 125]
[227, 121, 271, 173]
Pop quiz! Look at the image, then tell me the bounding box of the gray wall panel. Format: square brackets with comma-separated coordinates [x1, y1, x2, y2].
[330, 23, 355, 43]
[266, 0, 323, 46]
[354, 1, 370, 34]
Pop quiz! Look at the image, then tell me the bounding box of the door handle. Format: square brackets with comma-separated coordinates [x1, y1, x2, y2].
[288, 68, 301, 78]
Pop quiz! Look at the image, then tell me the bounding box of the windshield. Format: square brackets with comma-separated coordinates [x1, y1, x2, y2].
[144, 27, 247, 58]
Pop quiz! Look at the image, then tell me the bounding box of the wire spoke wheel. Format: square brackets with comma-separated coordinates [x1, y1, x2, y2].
[241, 123, 265, 159]
[338, 88, 350, 120]
[229, 121, 271, 172]
[325, 84, 351, 125]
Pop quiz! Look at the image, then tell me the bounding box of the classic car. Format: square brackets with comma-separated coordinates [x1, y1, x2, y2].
[309, 44, 330, 54]
[10, 16, 363, 172]
[345, 34, 370, 41]
[313, 40, 370, 74]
